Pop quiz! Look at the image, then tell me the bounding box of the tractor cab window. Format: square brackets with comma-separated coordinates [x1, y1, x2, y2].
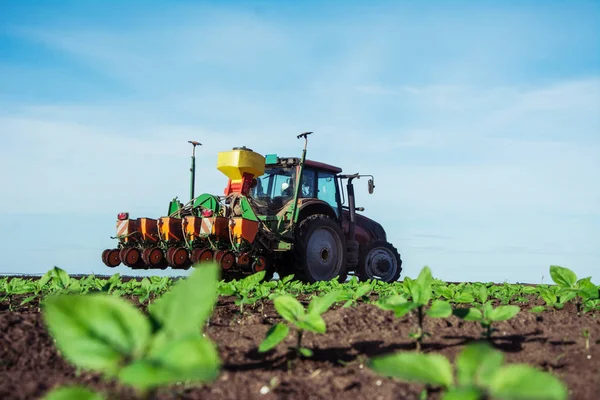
[250, 167, 296, 214]
[317, 171, 339, 216]
[300, 168, 316, 198]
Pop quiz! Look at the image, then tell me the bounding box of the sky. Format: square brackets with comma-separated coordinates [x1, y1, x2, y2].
[0, 0, 598, 283]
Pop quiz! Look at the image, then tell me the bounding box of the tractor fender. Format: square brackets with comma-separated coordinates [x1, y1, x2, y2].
[277, 198, 338, 223]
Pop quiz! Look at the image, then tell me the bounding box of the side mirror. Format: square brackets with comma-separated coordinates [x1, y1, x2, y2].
[368, 179, 375, 194]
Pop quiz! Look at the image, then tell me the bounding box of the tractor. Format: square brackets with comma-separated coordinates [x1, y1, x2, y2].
[101, 132, 402, 282]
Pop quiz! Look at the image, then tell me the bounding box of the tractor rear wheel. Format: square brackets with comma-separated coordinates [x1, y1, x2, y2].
[357, 240, 402, 282]
[293, 214, 347, 282]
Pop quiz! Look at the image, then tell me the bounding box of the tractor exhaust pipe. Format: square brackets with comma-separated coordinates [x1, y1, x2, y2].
[339, 173, 374, 271]
[188, 141, 202, 201]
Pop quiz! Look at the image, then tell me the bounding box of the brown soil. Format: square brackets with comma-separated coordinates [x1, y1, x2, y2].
[1, 295, 599, 400]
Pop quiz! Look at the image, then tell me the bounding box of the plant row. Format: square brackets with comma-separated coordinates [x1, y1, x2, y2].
[31, 264, 597, 400]
[2, 265, 599, 315]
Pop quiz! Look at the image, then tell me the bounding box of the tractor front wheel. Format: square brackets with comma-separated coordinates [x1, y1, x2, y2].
[357, 240, 402, 282]
[293, 214, 347, 282]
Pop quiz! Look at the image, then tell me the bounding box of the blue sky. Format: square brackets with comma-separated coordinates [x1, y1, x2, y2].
[1, 0, 598, 283]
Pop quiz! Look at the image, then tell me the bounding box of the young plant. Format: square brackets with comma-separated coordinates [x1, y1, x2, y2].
[549, 265, 599, 315]
[47, 266, 82, 293]
[530, 286, 565, 313]
[19, 269, 54, 308]
[41, 262, 222, 399]
[233, 271, 268, 315]
[582, 329, 590, 351]
[337, 282, 373, 307]
[435, 283, 474, 304]
[258, 290, 341, 359]
[368, 342, 567, 400]
[377, 266, 452, 351]
[583, 298, 600, 314]
[1, 278, 37, 311]
[265, 274, 296, 299]
[453, 285, 520, 340]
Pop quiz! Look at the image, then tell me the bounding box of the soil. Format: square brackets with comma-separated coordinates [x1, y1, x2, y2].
[1, 293, 599, 400]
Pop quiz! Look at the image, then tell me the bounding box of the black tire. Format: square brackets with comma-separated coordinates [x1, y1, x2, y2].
[357, 240, 402, 283]
[293, 214, 347, 282]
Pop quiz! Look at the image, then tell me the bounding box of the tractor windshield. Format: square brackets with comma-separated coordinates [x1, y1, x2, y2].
[251, 166, 296, 204]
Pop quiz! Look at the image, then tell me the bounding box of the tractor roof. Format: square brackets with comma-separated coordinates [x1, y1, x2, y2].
[266, 155, 342, 174]
[305, 159, 343, 174]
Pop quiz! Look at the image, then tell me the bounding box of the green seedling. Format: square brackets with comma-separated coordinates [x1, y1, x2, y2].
[258, 290, 341, 359]
[368, 341, 567, 400]
[530, 286, 565, 313]
[453, 286, 520, 340]
[583, 298, 600, 313]
[220, 271, 268, 315]
[99, 272, 125, 296]
[1, 278, 37, 311]
[582, 329, 590, 350]
[435, 283, 474, 304]
[549, 265, 599, 315]
[377, 267, 452, 351]
[42, 262, 222, 400]
[19, 269, 54, 307]
[337, 282, 373, 307]
[47, 266, 82, 293]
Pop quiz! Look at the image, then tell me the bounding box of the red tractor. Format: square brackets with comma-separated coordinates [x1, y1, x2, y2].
[102, 133, 402, 282]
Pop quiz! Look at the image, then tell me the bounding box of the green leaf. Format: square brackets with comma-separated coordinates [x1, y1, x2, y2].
[488, 305, 520, 322]
[482, 302, 494, 319]
[576, 277, 599, 300]
[539, 288, 557, 305]
[436, 286, 454, 300]
[453, 307, 483, 321]
[297, 313, 326, 333]
[390, 301, 420, 318]
[299, 347, 313, 357]
[455, 342, 504, 387]
[43, 386, 105, 400]
[549, 265, 577, 288]
[412, 267, 433, 305]
[426, 300, 453, 318]
[148, 262, 219, 339]
[258, 323, 289, 352]
[119, 335, 220, 390]
[377, 294, 408, 310]
[307, 290, 341, 315]
[240, 270, 266, 287]
[529, 306, 546, 313]
[355, 284, 372, 298]
[557, 289, 577, 304]
[140, 277, 150, 290]
[20, 295, 37, 306]
[369, 352, 454, 388]
[38, 270, 53, 289]
[489, 364, 568, 400]
[478, 286, 488, 304]
[274, 295, 305, 323]
[454, 292, 475, 303]
[51, 266, 71, 289]
[42, 293, 151, 376]
[441, 387, 482, 400]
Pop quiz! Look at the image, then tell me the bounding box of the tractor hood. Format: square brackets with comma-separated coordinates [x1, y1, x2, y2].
[341, 209, 387, 244]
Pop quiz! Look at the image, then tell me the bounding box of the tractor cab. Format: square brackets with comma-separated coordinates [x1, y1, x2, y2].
[249, 156, 342, 218]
